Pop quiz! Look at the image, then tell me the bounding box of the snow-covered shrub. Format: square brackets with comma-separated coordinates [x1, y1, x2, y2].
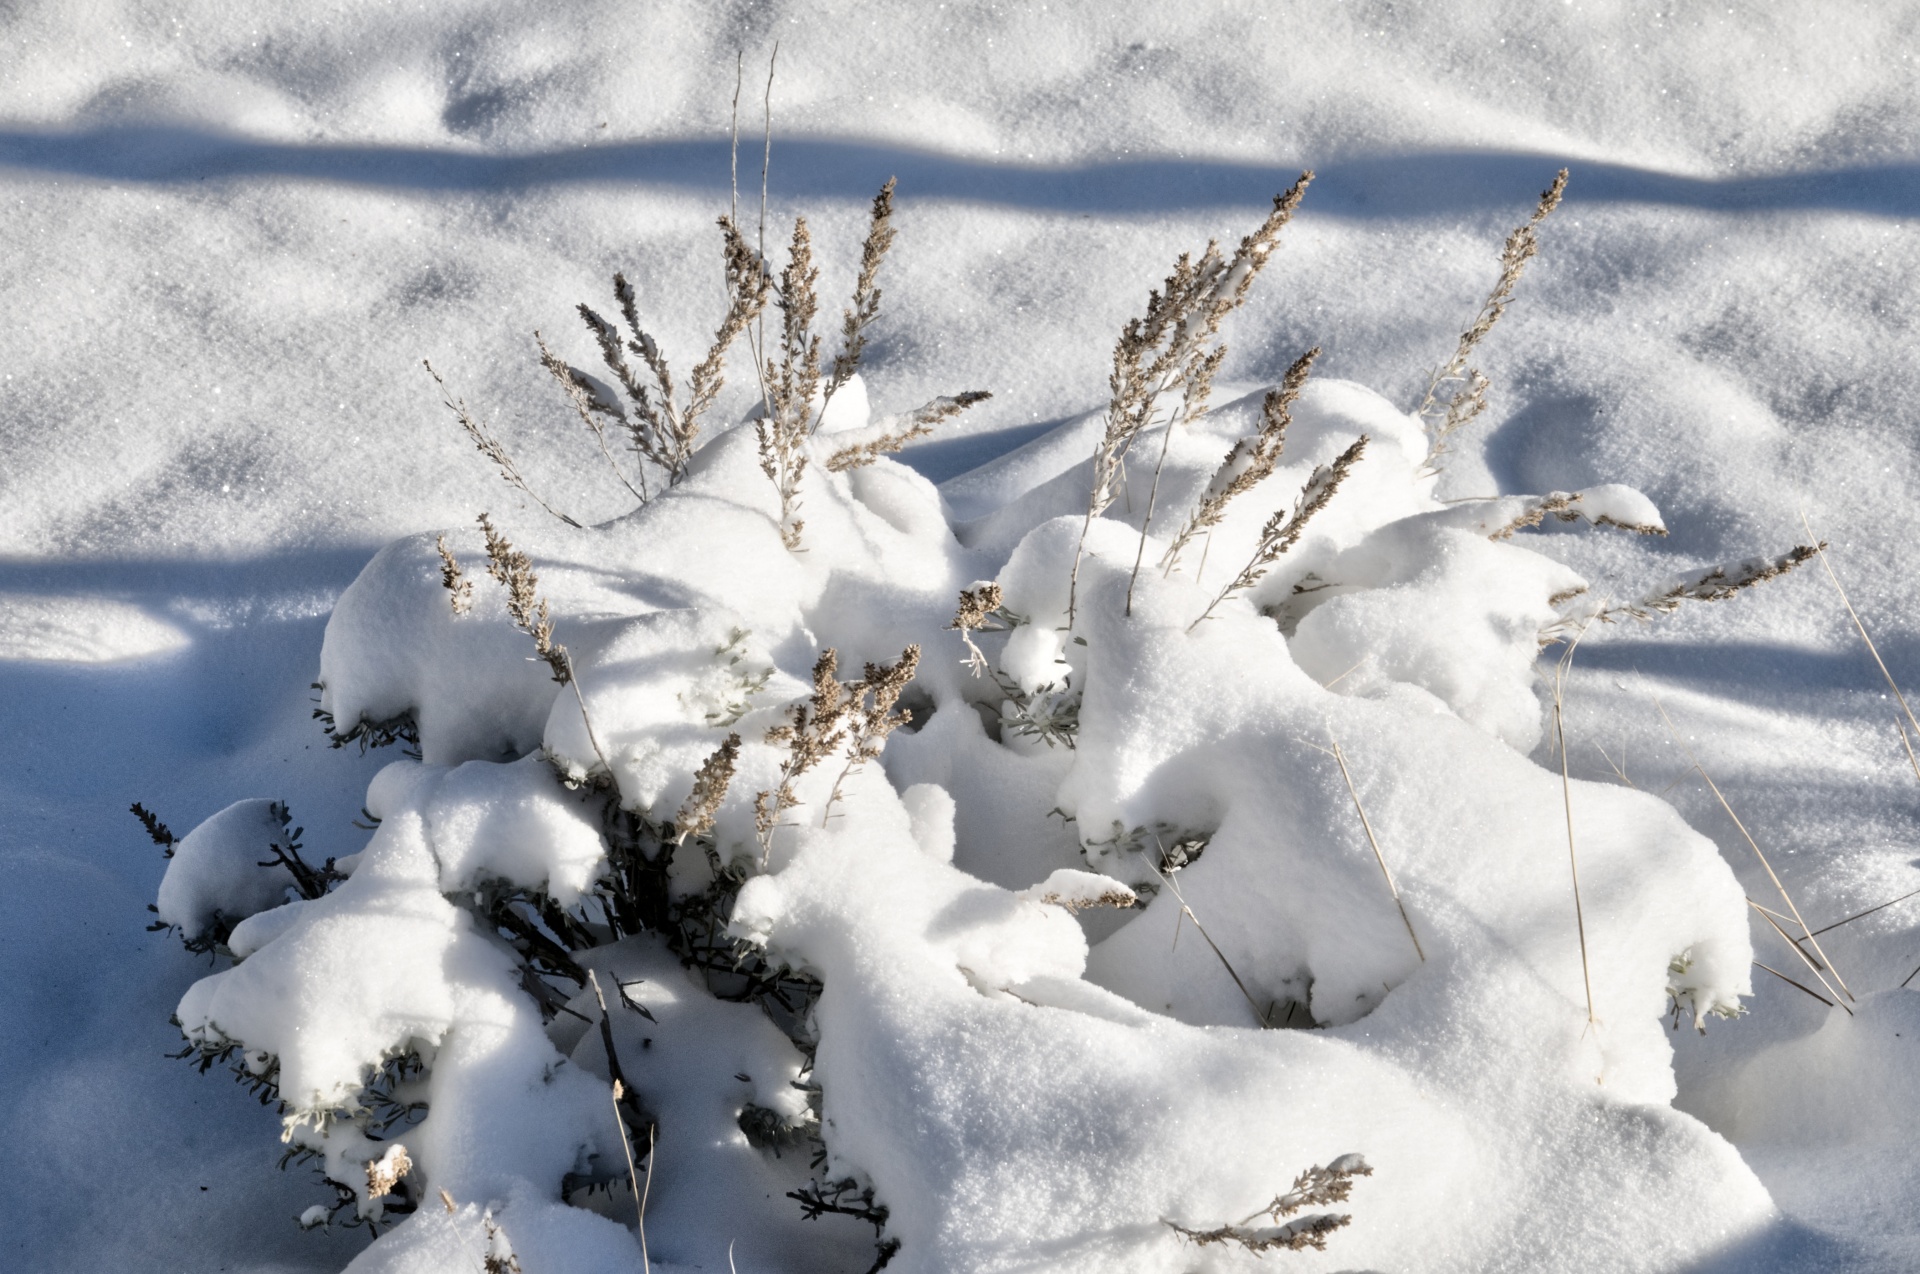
[145, 171, 1816, 1273]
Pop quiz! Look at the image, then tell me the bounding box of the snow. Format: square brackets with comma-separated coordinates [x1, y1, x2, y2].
[6, 3, 1920, 1272]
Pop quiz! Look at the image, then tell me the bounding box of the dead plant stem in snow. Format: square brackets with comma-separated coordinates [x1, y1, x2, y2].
[1552, 630, 1597, 1027]
[1651, 693, 1856, 1006]
[1145, 853, 1273, 1027]
[1328, 738, 1425, 963]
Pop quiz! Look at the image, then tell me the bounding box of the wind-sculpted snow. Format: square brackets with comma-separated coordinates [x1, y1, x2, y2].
[162, 375, 1772, 1271]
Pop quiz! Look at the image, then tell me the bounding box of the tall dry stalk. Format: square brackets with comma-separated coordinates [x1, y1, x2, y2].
[1414, 169, 1567, 475]
[1067, 172, 1314, 626]
[427, 360, 581, 528]
[1550, 628, 1597, 1027]
[1651, 693, 1856, 1011]
[1189, 435, 1368, 631]
[1327, 739, 1425, 964]
[475, 513, 613, 778]
[1160, 347, 1319, 577]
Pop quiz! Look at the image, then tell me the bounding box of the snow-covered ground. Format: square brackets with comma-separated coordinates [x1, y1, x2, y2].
[5, 3, 1920, 1271]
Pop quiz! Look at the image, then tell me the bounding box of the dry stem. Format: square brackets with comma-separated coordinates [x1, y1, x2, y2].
[1160, 347, 1319, 577]
[1068, 171, 1314, 627]
[427, 360, 580, 527]
[825, 392, 991, 472]
[1189, 435, 1368, 631]
[1415, 169, 1568, 474]
[1328, 738, 1425, 963]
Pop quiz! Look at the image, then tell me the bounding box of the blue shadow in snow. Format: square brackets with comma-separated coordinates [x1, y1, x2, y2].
[3, 125, 1919, 219]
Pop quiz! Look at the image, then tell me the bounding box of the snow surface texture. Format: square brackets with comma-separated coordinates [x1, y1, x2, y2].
[7, 3, 1920, 1272]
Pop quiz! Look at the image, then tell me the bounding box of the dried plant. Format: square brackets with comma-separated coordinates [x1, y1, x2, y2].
[1068, 171, 1314, 625]
[1326, 739, 1425, 963]
[675, 733, 742, 845]
[130, 801, 177, 855]
[1190, 435, 1369, 631]
[825, 392, 992, 472]
[537, 331, 648, 503]
[753, 216, 825, 548]
[756, 649, 852, 861]
[436, 535, 474, 615]
[823, 177, 898, 416]
[1160, 347, 1319, 576]
[819, 646, 920, 826]
[477, 513, 568, 684]
[754, 646, 922, 858]
[948, 582, 1015, 677]
[1487, 492, 1581, 540]
[1166, 1154, 1372, 1255]
[365, 1143, 412, 1200]
[1544, 544, 1819, 643]
[427, 360, 582, 527]
[476, 513, 614, 779]
[1415, 169, 1568, 474]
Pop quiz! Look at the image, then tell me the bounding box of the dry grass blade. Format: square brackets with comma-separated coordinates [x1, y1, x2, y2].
[825, 391, 991, 472]
[588, 972, 652, 1273]
[1652, 693, 1854, 1007]
[1549, 626, 1598, 1026]
[1807, 883, 1920, 939]
[425, 360, 581, 527]
[1143, 854, 1272, 1028]
[1189, 435, 1368, 631]
[1753, 959, 1837, 1009]
[1415, 168, 1568, 473]
[1748, 899, 1849, 1008]
[1329, 739, 1425, 963]
[1067, 171, 1314, 626]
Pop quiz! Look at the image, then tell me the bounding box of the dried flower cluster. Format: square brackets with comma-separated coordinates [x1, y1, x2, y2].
[826, 177, 897, 405]
[364, 1143, 412, 1200]
[1160, 346, 1320, 575]
[1191, 435, 1369, 630]
[1415, 169, 1568, 474]
[674, 732, 742, 846]
[948, 581, 1019, 676]
[754, 646, 922, 859]
[1165, 1154, 1372, 1255]
[477, 513, 569, 684]
[1487, 491, 1582, 541]
[825, 391, 993, 472]
[753, 215, 824, 548]
[1069, 170, 1314, 622]
[435, 534, 474, 614]
[571, 226, 770, 491]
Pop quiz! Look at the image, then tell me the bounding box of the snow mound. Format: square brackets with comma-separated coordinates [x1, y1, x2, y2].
[155, 204, 1792, 1273]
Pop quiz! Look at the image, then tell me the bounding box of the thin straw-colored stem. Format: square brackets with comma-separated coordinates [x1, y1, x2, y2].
[1553, 634, 1597, 1026]
[1748, 900, 1849, 1012]
[1653, 693, 1855, 1003]
[1144, 855, 1272, 1027]
[1329, 739, 1425, 962]
[1806, 885, 1920, 939]
[1802, 512, 1920, 739]
[589, 972, 651, 1267]
[1753, 960, 1836, 1009]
